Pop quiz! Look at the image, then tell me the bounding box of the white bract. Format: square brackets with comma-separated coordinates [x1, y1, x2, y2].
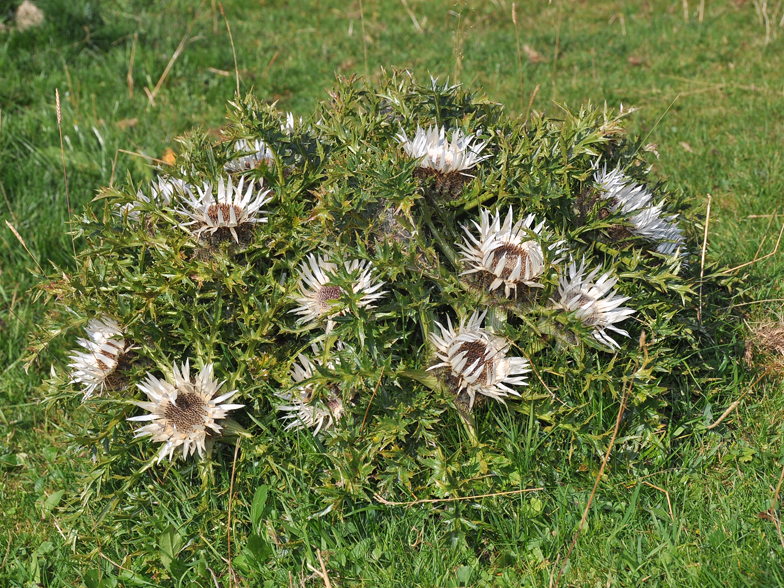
[429, 309, 530, 410]
[128, 361, 243, 463]
[460, 206, 562, 297]
[397, 125, 489, 174]
[178, 175, 271, 243]
[276, 343, 345, 435]
[594, 165, 685, 256]
[290, 254, 386, 330]
[116, 175, 190, 220]
[553, 260, 636, 350]
[68, 316, 129, 401]
[224, 138, 276, 172]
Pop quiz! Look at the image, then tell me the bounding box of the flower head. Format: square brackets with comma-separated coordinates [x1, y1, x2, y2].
[282, 112, 302, 134]
[69, 317, 130, 400]
[460, 206, 563, 298]
[276, 343, 345, 434]
[397, 125, 489, 174]
[178, 175, 271, 243]
[116, 175, 190, 220]
[552, 260, 636, 350]
[290, 254, 385, 330]
[594, 165, 685, 256]
[128, 361, 243, 463]
[224, 139, 275, 172]
[429, 310, 530, 410]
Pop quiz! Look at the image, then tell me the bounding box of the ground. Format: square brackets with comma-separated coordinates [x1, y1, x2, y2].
[2, 0, 784, 585]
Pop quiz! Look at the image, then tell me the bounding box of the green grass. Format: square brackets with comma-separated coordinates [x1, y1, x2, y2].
[2, 0, 784, 585]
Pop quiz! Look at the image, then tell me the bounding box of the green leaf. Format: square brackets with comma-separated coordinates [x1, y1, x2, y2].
[250, 485, 269, 528]
[42, 490, 64, 517]
[244, 533, 272, 564]
[158, 524, 183, 571]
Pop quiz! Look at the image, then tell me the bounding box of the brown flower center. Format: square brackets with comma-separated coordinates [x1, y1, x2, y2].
[165, 392, 208, 433]
[317, 286, 343, 311]
[96, 340, 125, 372]
[455, 340, 489, 385]
[490, 243, 530, 280]
[207, 203, 243, 225]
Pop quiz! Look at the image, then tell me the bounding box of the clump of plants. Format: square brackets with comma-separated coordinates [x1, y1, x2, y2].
[30, 72, 711, 570]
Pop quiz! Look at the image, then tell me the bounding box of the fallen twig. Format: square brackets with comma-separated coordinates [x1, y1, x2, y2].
[641, 481, 674, 521]
[725, 221, 784, 273]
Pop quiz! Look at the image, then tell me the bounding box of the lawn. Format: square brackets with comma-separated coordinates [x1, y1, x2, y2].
[2, 0, 784, 585]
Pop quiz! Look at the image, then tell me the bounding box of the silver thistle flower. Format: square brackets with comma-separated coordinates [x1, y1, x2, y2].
[289, 254, 386, 330]
[429, 309, 530, 410]
[127, 360, 244, 463]
[594, 165, 685, 256]
[116, 175, 190, 220]
[552, 260, 636, 350]
[459, 206, 563, 298]
[178, 175, 271, 243]
[397, 125, 489, 174]
[68, 317, 130, 400]
[224, 139, 275, 172]
[275, 343, 345, 435]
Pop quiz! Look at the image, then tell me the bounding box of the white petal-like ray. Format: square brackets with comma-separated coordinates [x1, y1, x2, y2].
[127, 361, 244, 463]
[177, 175, 271, 243]
[397, 125, 490, 174]
[275, 342, 346, 434]
[224, 139, 275, 172]
[594, 165, 685, 257]
[459, 206, 564, 297]
[552, 259, 636, 350]
[289, 254, 386, 330]
[428, 309, 530, 410]
[68, 316, 129, 401]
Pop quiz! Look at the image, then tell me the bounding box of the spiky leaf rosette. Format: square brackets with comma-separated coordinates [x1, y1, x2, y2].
[32, 73, 721, 545]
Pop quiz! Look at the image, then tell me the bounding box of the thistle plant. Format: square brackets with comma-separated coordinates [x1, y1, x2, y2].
[31, 72, 715, 562]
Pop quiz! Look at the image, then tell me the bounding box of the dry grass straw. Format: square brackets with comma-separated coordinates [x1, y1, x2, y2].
[55, 89, 76, 258]
[226, 438, 241, 588]
[698, 193, 711, 324]
[145, 0, 207, 107]
[218, 3, 240, 97]
[373, 486, 543, 507]
[359, 0, 369, 76]
[399, 0, 423, 33]
[512, 4, 524, 113]
[127, 33, 137, 102]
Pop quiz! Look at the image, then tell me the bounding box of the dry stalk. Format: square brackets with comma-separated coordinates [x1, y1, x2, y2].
[512, 3, 524, 113]
[218, 3, 240, 96]
[525, 84, 540, 123]
[554, 335, 644, 587]
[641, 481, 674, 521]
[360, 365, 385, 434]
[227, 438, 241, 588]
[317, 550, 333, 588]
[707, 368, 769, 429]
[117, 148, 172, 166]
[399, 0, 422, 33]
[725, 221, 784, 273]
[6, 220, 45, 276]
[55, 90, 76, 258]
[146, 0, 207, 106]
[127, 33, 137, 102]
[359, 0, 369, 76]
[373, 486, 543, 507]
[698, 193, 711, 325]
